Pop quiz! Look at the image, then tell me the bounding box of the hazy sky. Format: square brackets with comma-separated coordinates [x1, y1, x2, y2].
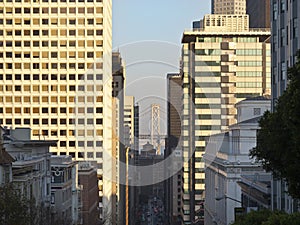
[112, 0, 210, 135]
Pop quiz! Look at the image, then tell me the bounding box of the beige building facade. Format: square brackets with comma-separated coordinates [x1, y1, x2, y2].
[0, 0, 114, 222]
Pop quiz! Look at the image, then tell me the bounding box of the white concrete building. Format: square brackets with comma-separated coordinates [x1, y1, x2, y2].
[204, 97, 271, 225]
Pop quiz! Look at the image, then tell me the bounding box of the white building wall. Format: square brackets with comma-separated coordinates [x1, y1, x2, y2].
[204, 99, 270, 225]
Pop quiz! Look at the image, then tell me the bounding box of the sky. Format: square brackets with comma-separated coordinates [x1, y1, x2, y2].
[112, 0, 211, 136]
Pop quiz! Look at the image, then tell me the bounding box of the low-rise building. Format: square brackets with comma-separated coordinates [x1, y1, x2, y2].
[0, 145, 14, 186]
[2, 127, 54, 207]
[204, 97, 271, 225]
[78, 161, 99, 225]
[50, 155, 78, 225]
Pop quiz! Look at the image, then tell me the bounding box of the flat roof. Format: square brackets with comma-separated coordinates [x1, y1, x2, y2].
[182, 29, 271, 43]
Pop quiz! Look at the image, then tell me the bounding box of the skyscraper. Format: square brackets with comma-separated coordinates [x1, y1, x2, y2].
[271, 0, 300, 213]
[211, 0, 271, 28]
[112, 51, 126, 224]
[246, 0, 271, 28]
[180, 16, 270, 224]
[0, 0, 114, 221]
[165, 73, 182, 225]
[211, 0, 246, 15]
[271, 0, 300, 104]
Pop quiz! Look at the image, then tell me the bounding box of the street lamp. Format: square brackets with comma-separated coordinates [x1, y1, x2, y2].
[215, 195, 241, 203]
[216, 195, 244, 223]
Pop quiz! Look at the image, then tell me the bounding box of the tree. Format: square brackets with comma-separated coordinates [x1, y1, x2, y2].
[0, 184, 55, 225]
[0, 184, 34, 225]
[231, 210, 300, 225]
[230, 209, 271, 225]
[250, 50, 300, 199]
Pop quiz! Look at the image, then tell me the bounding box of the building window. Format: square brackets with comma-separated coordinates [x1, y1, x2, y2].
[253, 108, 261, 116]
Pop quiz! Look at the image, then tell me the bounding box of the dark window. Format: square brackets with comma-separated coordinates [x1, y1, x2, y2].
[42, 119, 48, 124]
[6, 74, 12, 80]
[6, 119, 12, 124]
[96, 108, 103, 113]
[60, 119, 66, 125]
[33, 119, 39, 124]
[69, 74, 76, 80]
[51, 119, 57, 124]
[42, 108, 48, 113]
[15, 74, 21, 80]
[60, 108, 67, 113]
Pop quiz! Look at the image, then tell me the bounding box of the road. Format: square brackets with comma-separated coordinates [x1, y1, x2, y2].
[140, 197, 165, 225]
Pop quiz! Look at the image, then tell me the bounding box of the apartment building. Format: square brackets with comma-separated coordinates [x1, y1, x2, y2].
[180, 16, 270, 224]
[0, 0, 114, 220]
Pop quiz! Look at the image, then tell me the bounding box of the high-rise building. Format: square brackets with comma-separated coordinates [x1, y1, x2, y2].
[271, 0, 300, 213]
[124, 96, 135, 149]
[180, 16, 270, 224]
[211, 0, 246, 15]
[246, 0, 271, 28]
[211, 0, 270, 28]
[271, 0, 300, 105]
[112, 51, 126, 224]
[0, 0, 114, 221]
[165, 73, 182, 225]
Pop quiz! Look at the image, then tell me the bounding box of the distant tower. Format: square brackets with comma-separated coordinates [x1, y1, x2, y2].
[151, 104, 161, 154]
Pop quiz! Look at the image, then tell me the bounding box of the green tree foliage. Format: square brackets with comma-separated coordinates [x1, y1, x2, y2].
[0, 184, 34, 225]
[231, 209, 271, 225]
[231, 210, 300, 225]
[250, 51, 300, 199]
[0, 184, 54, 225]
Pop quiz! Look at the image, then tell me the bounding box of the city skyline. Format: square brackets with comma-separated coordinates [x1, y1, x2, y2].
[1, 0, 300, 225]
[112, 1, 210, 136]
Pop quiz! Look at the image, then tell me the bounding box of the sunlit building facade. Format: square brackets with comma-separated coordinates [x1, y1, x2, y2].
[0, 0, 114, 221]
